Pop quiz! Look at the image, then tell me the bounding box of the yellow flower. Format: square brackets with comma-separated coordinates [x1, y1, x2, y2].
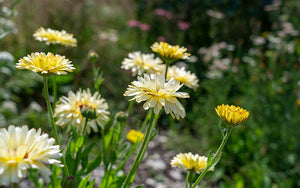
[167, 66, 199, 89]
[170, 153, 212, 173]
[0, 125, 62, 185]
[16, 52, 75, 75]
[124, 74, 189, 119]
[33, 27, 77, 47]
[215, 104, 249, 126]
[54, 89, 109, 133]
[121, 51, 165, 76]
[127, 129, 144, 143]
[297, 99, 300, 106]
[151, 42, 191, 61]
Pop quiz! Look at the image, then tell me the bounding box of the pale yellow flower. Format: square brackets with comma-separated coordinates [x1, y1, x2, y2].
[16, 52, 74, 75]
[215, 104, 249, 126]
[151, 42, 190, 61]
[0, 125, 62, 185]
[124, 74, 189, 119]
[171, 152, 212, 173]
[121, 51, 165, 76]
[167, 66, 199, 89]
[127, 129, 144, 143]
[33, 27, 77, 47]
[54, 89, 109, 133]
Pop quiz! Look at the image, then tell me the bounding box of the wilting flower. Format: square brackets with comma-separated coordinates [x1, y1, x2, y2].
[171, 153, 212, 173]
[167, 66, 199, 90]
[0, 125, 62, 185]
[33, 27, 77, 47]
[127, 129, 144, 143]
[151, 42, 190, 62]
[16, 52, 74, 75]
[54, 89, 109, 133]
[124, 74, 189, 119]
[215, 104, 249, 126]
[121, 51, 165, 76]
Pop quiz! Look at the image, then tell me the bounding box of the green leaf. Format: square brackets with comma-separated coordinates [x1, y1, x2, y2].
[84, 156, 102, 175]
[76, 136, 84, 151]
[78, 175, 90, 188]
[207, 151, 213, 166]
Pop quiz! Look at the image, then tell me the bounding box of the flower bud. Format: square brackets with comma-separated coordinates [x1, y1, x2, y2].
[80, 105, 97, 120]
[88, 50, 99, 62]
[61, 175, 78, 188]
[115, 111, 128, 122]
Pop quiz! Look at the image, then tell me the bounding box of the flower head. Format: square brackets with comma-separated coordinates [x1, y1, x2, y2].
[54, 89, 110, 133]
[167, 66, 199, 90]
[124, 74, 189, 119]
[121, 51, 165, 76]
[171, 153, 212, 173]
[33, 27, 77, 47]
[127, 130, 144, 143]
[0, 125, 62, 185]
[215, 104, 249, 126]
[16, 52, 74, 75]
[151, 42, 191, 62]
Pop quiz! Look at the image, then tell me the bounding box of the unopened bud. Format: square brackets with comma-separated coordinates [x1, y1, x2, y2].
[88, 50, 99, 62]
[81, 105, 97, 120]
[115, 111, 128, 122]
[61, 175, 78, 188]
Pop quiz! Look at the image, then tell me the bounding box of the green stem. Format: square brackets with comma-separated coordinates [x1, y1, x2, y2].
[42, 76, 70, 176]
[164, 62, 169, 80]
[191, 127, 232, 188]
[82, 118, 89, 136]
[52, 76, 57, 109]
[127, 100, 134, 115]
[121, 109, 159, 188]
[13, 183, 18, 188]
[104, 163, 113, 188]
[186, 171, 190, 188]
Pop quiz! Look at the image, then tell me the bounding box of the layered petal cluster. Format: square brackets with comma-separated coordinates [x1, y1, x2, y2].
[170, 152, 212, 173]
[151, 42, 191, 61]
[33, 27, 77, 47]
[16, 52, 74, 75]
[0, 125, 62, 185]
[124, 74, 189, 119]
[54, 89, 109, 133]
[121, 51, 165, 76]
[215, 104, 249, 126]
[167, 66, 199, 90]
[126, 129, 144, 143]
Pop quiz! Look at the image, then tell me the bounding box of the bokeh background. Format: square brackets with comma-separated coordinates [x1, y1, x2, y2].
[0, 0, 299, 187]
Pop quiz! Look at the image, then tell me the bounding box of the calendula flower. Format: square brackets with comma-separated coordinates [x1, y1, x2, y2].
[151, 42, 191, 61]
[127, 129, 144, 143]
[16, 52, 74, 75]
[0, 125, 62, 185]
[167, 66, 199, 89]
[124, 74, 189, 119]
[121, 51, 165, 76]
[54, 89, 109, 133]
[33, 27, 77, 47]
[170, 153, 212, 173]
[215, 104, 249, 126]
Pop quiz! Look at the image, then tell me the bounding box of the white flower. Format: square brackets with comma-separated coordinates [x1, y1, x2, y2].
[124, 74, 189, 119]
[121, 51, 165, 76]
[0, 125, 62, 185]
[167, 66, 199, 90]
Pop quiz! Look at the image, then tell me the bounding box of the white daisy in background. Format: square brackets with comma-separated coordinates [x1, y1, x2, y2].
[54, 89, 109, 133]
[121, 51, 165, 76]
[167, 66, 199, 90]
[0, 125, 62, 185]
[124, 74, 189, 119]
[171, 152, 212, 173]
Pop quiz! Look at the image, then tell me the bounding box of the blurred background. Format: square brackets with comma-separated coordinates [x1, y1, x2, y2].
[0, 0, 299, 187]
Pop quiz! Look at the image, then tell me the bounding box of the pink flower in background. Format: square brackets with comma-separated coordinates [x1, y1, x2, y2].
[153, 8, 173, 19]
[157, 36, 166, 42]
[127, 20, 140, 27]
[178, 21, 191, 30]
[139, 24, 150, 31]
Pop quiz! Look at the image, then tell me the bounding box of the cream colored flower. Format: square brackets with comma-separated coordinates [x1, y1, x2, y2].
[215, 104, 249, 126]
[124, 74, 189, 119]
[54, 89, 109, 133]
[126, 129, 144, 143]
[167, 66, 199, 89]
[16, 52, 74, 75]
[0, 125, 62, 185]
[121, 51, 165, 76]
[33, 27, 77, 47]
[151, 42, 190, 61]
[171, 152, 212, 173]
